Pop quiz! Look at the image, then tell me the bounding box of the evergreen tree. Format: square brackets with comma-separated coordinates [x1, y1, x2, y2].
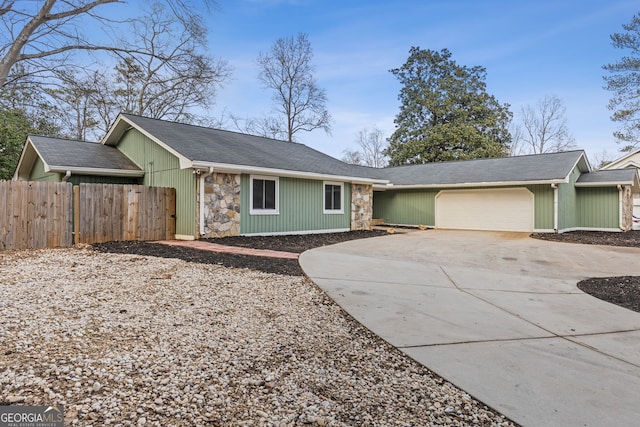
[386, 47, 512, 165]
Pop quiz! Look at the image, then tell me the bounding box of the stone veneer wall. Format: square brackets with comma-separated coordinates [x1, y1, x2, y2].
[202, 173, 241, 237]
[622, 185, 633, 231]
[351, 184, 373, 230]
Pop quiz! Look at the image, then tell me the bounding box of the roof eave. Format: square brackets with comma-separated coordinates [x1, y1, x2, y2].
[191, 161, 388, 185]
[377, 179, 567, 190]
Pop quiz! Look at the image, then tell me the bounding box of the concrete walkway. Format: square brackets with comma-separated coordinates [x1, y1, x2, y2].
[299, 230, 640, 427]
[155, 240, 299, 259]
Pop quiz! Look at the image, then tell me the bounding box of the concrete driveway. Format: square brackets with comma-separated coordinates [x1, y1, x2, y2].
[299, 230, 640, 427]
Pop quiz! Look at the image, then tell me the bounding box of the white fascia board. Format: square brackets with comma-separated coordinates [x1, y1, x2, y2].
[191, 161, 388, 185]
[48, 166, 145, 177]
[378, 179, 566, 190]
[13, 137, 43, 180]
[104, 115, 194, 169]
[575, 181, 633, 187]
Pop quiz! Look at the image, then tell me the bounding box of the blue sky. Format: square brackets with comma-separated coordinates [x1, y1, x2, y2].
[203, 0, 638, 162]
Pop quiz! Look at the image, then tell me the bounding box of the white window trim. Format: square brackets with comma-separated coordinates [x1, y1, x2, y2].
[323, 181, 344, 214]
[250, 175, 279, 215]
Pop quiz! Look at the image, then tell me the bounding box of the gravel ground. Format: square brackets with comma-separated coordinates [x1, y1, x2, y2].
[0, 247, 517, 426]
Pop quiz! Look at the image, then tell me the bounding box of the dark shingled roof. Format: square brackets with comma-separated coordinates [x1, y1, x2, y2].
[120, 114, 377, 179]
[375, 151, 587, 186]
[30, 135, 142, 171]
[576, 168, 638, 185]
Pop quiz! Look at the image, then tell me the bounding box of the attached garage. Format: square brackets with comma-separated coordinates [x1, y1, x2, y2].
[435, 188, 534, 232]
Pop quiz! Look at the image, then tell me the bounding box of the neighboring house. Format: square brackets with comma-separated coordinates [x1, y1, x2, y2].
[600, 148, 640, 219]
[12, 113, 640, 238]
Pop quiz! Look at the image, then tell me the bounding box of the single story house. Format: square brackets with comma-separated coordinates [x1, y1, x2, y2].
[600, 148, 640, 218]
[13, 113, 640, 238]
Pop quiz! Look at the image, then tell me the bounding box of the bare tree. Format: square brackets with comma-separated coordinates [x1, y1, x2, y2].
[0, 0, 217, 88]
[257, 33, 331, 142]
[46, 70, 100, 140]
[354, 127, 389, 167]
[520, 95, 576, 154]
[43, 3, 229, 140]
[508, 122, 527, 156]
[341, 149, 363, 165]
[591, 149, 615, 170]
[229, 114, 287, 140]
[105, 3, 229, 122]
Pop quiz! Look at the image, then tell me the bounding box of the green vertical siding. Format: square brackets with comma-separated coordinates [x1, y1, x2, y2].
[373, 190, 437, 226]
[117, 130, 196, 237]
[374, 185, 554, 229]
[577, 187, 619, 229]
[29, 158, 60, 182]
[527, 184, 554, 230]
[240, 175, 350, 234]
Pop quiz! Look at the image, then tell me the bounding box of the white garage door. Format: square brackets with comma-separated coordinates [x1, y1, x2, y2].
[436, 188, 534, 232]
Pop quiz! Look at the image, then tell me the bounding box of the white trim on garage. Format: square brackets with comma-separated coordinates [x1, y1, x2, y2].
[435, 187, 534, 232]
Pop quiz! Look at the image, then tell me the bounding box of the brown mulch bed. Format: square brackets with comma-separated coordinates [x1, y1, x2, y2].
[93, 230, 387, 277]
[531, 230, 640, 247]
[532, 230, 640, 314]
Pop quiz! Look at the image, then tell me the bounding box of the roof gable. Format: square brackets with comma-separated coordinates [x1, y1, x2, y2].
[600, 149, 640, 170]
[103, 114, 383, 182]
[13, 135, 143, 180]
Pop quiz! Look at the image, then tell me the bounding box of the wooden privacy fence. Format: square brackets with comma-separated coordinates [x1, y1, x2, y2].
[75, 183, 176, 244]
[0, 181, 176, 250]
[0, 181, 73, 250]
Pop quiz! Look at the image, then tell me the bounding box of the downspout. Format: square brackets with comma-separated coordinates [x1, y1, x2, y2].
[551, 183, 558, 232]
[61, 170, 71, 182]
[199, 167, 214, 236]
[618, 184, 624, 231]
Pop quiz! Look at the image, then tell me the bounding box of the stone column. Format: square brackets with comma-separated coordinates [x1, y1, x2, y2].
[203, 173, 241, 237]
[351, 184, 373, 230]
[621, 185, 633, 231]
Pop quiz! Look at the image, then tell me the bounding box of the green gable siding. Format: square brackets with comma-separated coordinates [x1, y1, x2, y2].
[577, 187, 619, 229]
[373, 190, 437, 226]
[117, 130, 196, 237]
[29, 157, 60, 182]
[528, 184, 554, 230]
[557, 167, 580, 231]
[240, 175, 350, 234]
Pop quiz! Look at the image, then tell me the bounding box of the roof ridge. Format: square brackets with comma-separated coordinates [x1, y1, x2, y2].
[383, 150, 586, 170]
[120, 113, 310, 147]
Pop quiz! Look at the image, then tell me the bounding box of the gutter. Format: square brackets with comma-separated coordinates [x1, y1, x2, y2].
[376, 179, 568, 191]
[551, 183, 558, 232]
[47, 166, 144, 177]
[61, 170, 71, 182]
[191, 161, 388, 186]
[618, 184, 624, 231]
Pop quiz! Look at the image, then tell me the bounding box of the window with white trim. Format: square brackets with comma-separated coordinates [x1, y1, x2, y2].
[323, 181, 344, 214]
[250, 175, 279, 214]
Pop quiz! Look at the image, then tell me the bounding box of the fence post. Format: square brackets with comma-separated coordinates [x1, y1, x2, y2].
[73, 185, 80, 245]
